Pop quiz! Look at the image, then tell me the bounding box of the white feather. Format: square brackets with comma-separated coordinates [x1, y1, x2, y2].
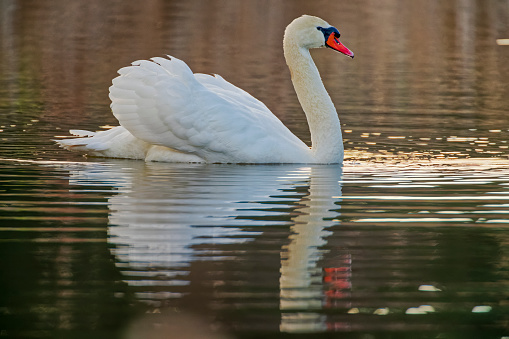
[56, 15, 348, 164]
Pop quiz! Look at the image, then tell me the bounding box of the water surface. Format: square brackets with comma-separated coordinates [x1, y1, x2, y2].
[2, 159, 509, 338]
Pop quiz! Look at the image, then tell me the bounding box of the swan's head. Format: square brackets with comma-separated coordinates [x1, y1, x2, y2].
[284, 15, 354, 58]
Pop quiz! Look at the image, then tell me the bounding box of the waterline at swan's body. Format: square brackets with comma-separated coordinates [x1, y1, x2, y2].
[55, 15, 353, 164]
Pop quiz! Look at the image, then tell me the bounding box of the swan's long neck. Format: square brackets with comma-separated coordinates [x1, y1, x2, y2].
[284, 43, 344, 163]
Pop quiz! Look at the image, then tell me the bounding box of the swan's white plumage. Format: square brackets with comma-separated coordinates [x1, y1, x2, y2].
[106, 55, 311, 163]
[56, 15, 348, 164]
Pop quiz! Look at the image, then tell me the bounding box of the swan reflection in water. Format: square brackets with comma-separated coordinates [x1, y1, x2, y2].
[279, 166, 345, 332]
[68, 161, 344, 333]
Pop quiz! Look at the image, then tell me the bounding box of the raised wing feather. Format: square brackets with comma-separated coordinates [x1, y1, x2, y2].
[108, 55, 309, 163]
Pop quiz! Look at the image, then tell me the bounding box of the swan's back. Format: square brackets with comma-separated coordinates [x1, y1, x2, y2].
[108, 56, 310, 163]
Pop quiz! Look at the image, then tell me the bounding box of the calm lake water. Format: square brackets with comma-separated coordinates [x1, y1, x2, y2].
[1, 1, 509, 338]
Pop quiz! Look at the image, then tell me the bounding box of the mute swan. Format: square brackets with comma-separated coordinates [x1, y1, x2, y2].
[56, 15, 354, 163]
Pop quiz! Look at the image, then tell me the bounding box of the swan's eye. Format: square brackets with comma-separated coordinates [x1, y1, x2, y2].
[317, 26, 341, 40]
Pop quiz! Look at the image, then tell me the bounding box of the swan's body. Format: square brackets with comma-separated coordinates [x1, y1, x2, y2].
[56, 15, 353, 164]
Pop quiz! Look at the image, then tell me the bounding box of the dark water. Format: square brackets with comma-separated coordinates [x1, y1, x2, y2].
[1, 1, 509, 338]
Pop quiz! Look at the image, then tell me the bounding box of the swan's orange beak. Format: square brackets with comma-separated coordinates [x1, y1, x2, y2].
[326, 34, 354, 58]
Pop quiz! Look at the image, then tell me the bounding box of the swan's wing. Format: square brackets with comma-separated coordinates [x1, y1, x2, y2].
[109, 56, 308, 163]
[193, 72, 273, 119]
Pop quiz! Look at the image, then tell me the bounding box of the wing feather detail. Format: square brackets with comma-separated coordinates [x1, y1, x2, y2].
[108, 55, 309, 163]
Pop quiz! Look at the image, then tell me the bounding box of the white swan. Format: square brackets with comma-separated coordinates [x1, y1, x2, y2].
[56, 15, 354, 164]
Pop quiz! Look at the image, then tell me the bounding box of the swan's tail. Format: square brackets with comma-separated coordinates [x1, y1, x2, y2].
[54, 126, 149, 159]
[54, 129, 103, 152]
